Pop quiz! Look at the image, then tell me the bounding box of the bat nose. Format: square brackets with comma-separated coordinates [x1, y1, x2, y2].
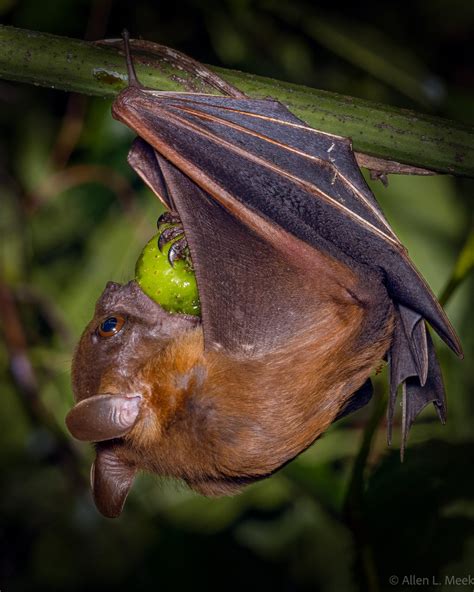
[105, 281, 121, 291]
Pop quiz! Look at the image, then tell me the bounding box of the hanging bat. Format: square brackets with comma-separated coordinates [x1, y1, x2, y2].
[66, 32, 462, 518]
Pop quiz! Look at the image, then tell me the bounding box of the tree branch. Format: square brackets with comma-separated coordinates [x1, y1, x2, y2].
[0, 25, 473, 177]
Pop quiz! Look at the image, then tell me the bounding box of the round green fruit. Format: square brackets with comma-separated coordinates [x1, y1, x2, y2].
[135, 233, 201, 316]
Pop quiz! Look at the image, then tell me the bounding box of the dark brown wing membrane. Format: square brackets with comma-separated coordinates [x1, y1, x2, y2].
[114, 89, 461, 356]
[127, 138, 173, 209]
[116, 89, 462, 444]
[143, 144, 363, 356]
[389, 306, 447, 454]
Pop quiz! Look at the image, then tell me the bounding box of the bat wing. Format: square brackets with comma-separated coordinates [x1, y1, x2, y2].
[115, 89, 462, 441]
[129, 137, 364, 357]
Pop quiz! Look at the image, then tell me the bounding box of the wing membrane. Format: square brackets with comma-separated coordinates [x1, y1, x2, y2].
[114, 88, 461, 356]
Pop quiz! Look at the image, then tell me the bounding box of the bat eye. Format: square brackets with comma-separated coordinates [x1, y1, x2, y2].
[97, 316, 126, 338]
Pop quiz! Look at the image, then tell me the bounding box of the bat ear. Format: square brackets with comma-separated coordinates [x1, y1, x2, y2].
[91, 445, 137, 518]
[65, 394, 142, 442]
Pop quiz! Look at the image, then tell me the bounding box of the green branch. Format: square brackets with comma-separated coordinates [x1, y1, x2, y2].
[0, 25, 473, 177]
[439, 230, 474, 307]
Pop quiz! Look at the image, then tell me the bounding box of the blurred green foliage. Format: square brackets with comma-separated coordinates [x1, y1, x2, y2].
[0, 1, 473, 591]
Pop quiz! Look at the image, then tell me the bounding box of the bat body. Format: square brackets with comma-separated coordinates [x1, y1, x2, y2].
[66, 36, 462, 518]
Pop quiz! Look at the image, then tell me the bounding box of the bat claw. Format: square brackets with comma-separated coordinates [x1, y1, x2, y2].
[158, 225, 185, 252]
[156, 211, 192, 268]
[157, 211, 188, 262]
[157, 211, 181, 226]
[168, 237, 188, 265]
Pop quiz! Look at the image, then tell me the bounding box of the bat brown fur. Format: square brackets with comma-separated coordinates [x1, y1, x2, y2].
[66, 33, 460, 517]
[73, 257, 393, 498]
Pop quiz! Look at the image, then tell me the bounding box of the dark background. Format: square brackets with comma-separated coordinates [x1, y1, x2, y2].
[0, 1, 473, 591]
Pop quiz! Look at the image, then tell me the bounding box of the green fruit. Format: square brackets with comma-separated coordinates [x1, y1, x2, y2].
[135, 232, 201, 316]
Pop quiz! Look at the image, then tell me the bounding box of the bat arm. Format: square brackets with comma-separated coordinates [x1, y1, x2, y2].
[128, 138, 174, 210]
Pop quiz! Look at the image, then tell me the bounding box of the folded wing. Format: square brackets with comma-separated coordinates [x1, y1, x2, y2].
[115, 88, 462, 446]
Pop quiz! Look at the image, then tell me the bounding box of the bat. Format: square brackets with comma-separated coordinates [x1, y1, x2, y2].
[66, 32, 463, 518]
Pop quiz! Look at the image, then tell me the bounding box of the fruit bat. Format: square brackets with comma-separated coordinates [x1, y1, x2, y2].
[66, 32, 463, 518]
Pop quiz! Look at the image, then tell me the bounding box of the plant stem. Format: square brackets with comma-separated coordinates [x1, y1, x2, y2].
[343, 388, 387, 592]
[0, 25, 473, 177]
[439, 230, 474, 307]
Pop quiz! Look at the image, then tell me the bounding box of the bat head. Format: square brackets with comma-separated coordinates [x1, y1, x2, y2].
[66, 280, 201, 517]
[71, 280, 199, 404]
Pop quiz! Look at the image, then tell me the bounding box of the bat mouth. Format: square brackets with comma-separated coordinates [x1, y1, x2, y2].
[99, 279, 201, 321]
[98, 279, 156, 309]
